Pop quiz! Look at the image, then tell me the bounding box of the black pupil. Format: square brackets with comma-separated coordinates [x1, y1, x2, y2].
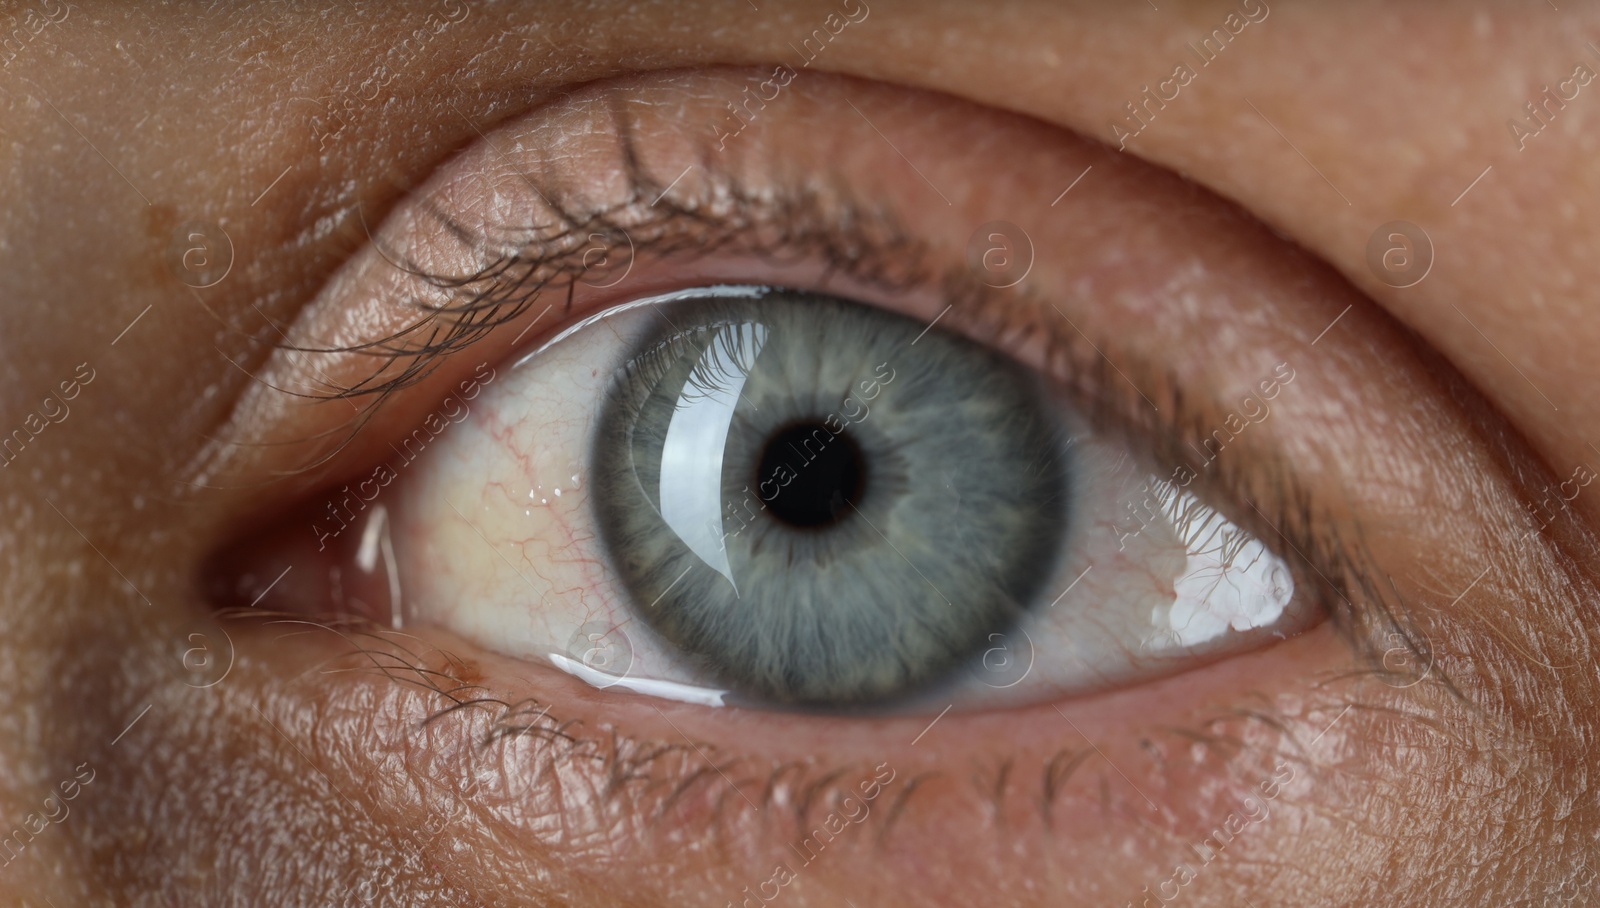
[757, 422, 865, 529]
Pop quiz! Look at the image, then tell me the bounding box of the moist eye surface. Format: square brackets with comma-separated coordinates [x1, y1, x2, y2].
[592, 290, 1071, 705]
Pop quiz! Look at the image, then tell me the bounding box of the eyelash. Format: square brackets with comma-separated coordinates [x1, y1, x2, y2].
[286, 114, 952, 401]
[265, 106, 1438, 761]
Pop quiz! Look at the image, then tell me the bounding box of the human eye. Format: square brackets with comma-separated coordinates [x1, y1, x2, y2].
[213, 72, 1330, 714]
[266, 278, 1310, 713]
[196, 67, 1522, 900]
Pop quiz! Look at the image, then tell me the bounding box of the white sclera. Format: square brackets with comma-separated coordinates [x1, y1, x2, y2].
[389, 288, 1307, 709]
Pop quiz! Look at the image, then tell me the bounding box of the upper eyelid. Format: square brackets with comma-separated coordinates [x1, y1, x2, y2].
[277, 112, 1000, 404]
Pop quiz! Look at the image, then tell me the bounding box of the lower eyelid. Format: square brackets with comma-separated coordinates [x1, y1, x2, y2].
[266, 610, 1354, 899]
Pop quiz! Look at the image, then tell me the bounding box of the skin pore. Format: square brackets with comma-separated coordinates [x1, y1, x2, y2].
[2, 1, 1599, 905]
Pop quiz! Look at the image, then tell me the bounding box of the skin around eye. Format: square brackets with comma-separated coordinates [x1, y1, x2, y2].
[188, 67, 1594, 907]
[9, 2, 1600, 905]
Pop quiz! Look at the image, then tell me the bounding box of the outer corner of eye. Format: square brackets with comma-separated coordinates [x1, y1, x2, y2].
[208, 278, 1325, 721]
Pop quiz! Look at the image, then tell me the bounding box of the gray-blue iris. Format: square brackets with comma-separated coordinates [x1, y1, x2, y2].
[593, 290, 1069, 705]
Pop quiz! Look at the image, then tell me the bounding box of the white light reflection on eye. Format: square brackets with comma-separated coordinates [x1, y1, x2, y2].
[354, 504, 405, 630]
[510, 284, 771, 370]
[659, 321, 769, 595]
[1140, 479, 1294, 650]
[547, 653, 730, 708]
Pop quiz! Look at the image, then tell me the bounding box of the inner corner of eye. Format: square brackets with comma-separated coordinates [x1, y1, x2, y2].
[220, 283, 1317, 714]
